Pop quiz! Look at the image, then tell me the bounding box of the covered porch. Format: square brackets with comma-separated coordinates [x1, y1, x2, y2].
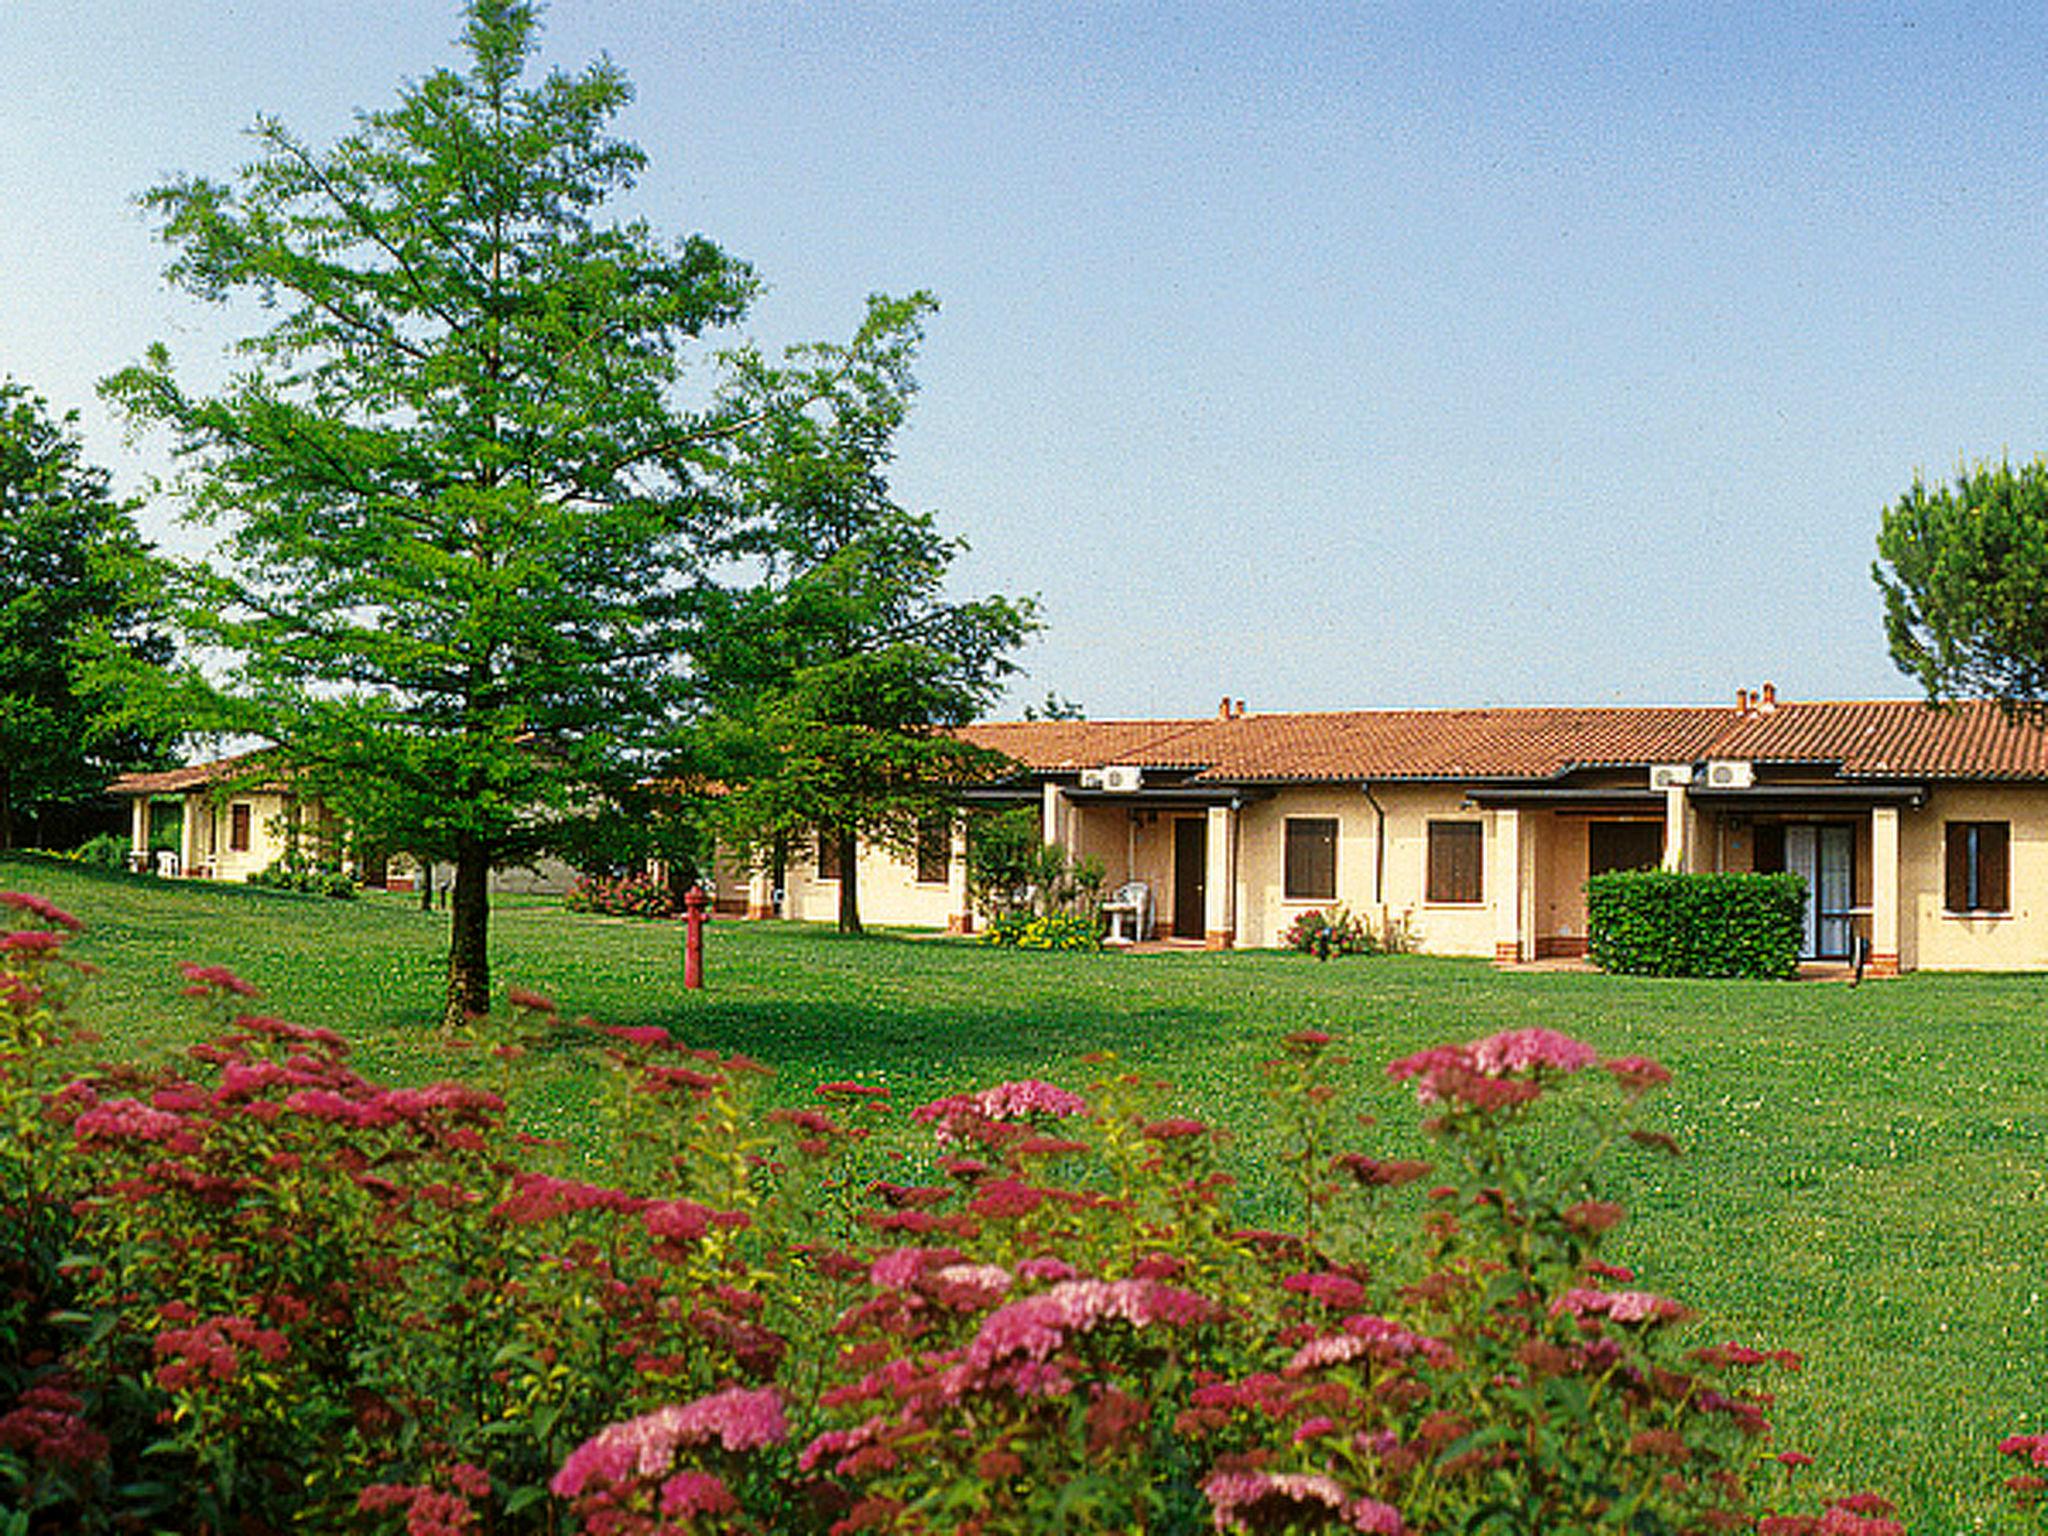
[1471, 780, 1926, 976]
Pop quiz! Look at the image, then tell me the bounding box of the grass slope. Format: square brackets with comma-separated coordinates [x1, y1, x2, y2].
[6, 853, 2044, 1530]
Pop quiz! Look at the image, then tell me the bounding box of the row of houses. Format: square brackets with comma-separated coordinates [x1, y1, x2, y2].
[113, 687, 2048, 972]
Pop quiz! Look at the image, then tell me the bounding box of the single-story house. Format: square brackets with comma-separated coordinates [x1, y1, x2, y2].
[118, 690, 2048, 972]
[107, 756, 577, 895]
[109, 755, 349, 884]
[770, 686, 2048, 973]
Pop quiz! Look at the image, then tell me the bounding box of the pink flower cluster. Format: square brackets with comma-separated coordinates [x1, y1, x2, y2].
[1285, 1313, 1457, 1374]
[153, 1313, 291, 1392]
[0, 890, 82, 930]
[552, 1387, 787, 1502]
[1388, 1028, 1658, 1112]
[967, 1278, 1218, 1372]
[1555, 1288, 1692, 1327]
[1203, 1469, 1407, 1534]
[913, 1079, 1089, 1142]
[0, 1384, 109, 1472]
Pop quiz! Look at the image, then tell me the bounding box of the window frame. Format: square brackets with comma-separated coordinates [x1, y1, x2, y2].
[1426, 819, 1484, 905]
[1945, 820, 2010, 915]
[229, 802, 253, 854]
[1283, 816, 1339, 902]
[915, 816, 951, 885]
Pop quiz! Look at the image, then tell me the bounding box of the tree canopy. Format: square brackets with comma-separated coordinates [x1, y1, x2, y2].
[693, 297, 1038, 933]
[0, 381, 172, 850]
[1874, 456, 2048, 720]
[102, 0, 922, 1022]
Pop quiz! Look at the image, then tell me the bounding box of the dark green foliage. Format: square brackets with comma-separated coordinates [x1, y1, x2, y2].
[1876, 456, 2048, 717]
[1585, 869, 1805, 979]
[246, 856, 356, 899]
[0, 381, 174, 850]
[70, 833, 131, 870]
[690, 298, 1037, 933]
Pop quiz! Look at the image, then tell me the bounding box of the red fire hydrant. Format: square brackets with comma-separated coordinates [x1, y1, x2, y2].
[683, 885, 708, 990]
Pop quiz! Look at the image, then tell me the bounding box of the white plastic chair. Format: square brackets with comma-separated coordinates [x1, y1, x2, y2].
[1103, 880, 1152, 943]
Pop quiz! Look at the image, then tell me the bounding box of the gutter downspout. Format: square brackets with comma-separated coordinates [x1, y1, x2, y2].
[1362, 783, 1386, 904]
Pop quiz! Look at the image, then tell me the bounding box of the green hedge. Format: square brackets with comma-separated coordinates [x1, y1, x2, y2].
[1584, 869, 1806, 978]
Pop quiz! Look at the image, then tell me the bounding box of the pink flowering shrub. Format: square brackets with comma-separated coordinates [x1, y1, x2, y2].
[0, 890, 1942, 1533]
[566, 871, 681, 919]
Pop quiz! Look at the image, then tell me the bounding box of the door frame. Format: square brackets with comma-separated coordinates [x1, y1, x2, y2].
[1172, 817, 1207, 939]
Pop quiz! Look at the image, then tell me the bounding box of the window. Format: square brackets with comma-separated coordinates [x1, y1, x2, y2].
[1284, 817, 1337, 901]
[229, 803, 252, 853]
[1945, 821, 2009, 913]
[916, 817, 951, 884]
[815, 831, 842, 882]
[1427, 821, 1483, 904]
[1587, 820, 1662, 875]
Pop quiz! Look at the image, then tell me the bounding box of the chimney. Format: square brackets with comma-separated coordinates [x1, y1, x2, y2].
[1760, 682, 1777, 713]
[1234, 698, 1246, 719]
[1736, 688, 1750, 714]
[1218, 697, 1232, 719]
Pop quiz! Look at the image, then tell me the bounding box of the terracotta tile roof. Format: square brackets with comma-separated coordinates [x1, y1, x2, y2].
[1717, 699, 2048, 779]
[962, 699, 2048, 784]
[108, 752, 277, 797]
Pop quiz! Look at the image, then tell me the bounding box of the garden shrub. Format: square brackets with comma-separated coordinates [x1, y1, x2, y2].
[247, 851, 357, 899]
[1585, 869, 1806, 978]
[566, 870, 680, 919]
[0, 885, 1967, 1534]
[980, 910, 1104, 950]
[1282, 904, 1376, 960]
[69, 834, 130, 871]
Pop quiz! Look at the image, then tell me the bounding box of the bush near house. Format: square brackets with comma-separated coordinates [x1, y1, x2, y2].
[0, 889, 1946, 1535]
[979, 909, 1104, 950]
[1282, 904, 1377, 960]
[564, 870, 680, 919]
[1585, 869, 1806, 979]
[247, 852, 357, 899]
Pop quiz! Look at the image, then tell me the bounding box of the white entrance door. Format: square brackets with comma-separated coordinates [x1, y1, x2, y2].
[1784, 824, 1853, 959]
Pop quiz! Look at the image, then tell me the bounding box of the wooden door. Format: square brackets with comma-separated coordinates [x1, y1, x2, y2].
[1173, 817, 1207, 939]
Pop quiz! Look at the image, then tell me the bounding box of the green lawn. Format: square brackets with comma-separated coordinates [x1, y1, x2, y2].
[6, 852, 2044, 1531]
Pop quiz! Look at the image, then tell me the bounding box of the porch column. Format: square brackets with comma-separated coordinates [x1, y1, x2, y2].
[1662, 783, 1688, 871]
[180, 793, 204, 876]
[129, 797, 149, 869]
[946, 818, 973, 934]
[1041, 781, 1070, 853]
[1204, 803, 1237, 949]
[744, 866, 776, 921]
[1492, 808, 1523, 964]
[1870, 804, 1901, 976]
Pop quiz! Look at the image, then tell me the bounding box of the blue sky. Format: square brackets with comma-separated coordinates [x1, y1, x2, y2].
[5, 2, 2045, 718]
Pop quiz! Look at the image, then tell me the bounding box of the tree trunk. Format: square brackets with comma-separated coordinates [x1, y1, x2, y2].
[443, 839, 491, 1030]
[836, 828, 862, 934]
[419, 857, 434, 912]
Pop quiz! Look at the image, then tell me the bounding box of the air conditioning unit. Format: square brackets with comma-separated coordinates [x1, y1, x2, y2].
[1101, 765, 1143, 793]
[1704, 759, 1755, 789]
[1078, 768, 1107, 789]
[1648, 763, 1695, 790]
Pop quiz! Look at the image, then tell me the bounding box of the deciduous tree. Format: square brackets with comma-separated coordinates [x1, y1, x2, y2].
[105, 0, 780, 1025]
[0, 381, 172, 850]
[694, 298, 1038, 933]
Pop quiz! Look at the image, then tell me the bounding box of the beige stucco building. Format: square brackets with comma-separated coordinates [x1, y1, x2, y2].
[905, 689, 2048, 973]
[107, 756, 576, 895]
[109, 756, 347, 885]
[115, 691, 2048, 972]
